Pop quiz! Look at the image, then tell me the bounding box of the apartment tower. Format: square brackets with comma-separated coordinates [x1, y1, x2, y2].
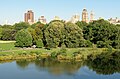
[24, 10, 34, 24]
[82, 8, 89, 23]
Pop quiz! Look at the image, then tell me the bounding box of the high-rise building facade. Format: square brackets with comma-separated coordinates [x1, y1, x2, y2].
[24, 10, 34, 24]
[38, 16, 47, 24]
[82, 8, 89, 23]
[90, 11, 94, 22]
[70, 14, 80, 23]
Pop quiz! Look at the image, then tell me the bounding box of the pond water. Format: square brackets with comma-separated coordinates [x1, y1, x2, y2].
[0, 57, 120, 79]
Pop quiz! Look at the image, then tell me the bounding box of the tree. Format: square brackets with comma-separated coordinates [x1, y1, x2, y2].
[1, 28, 16, 40]
[64, 22, 84, 48]
[83, 19, 120, 48]
[45, 20, 65, 48]
[0, 27, 2, 39]
[76, 21, 88, 29]
[15, 29, 33, 47]
[36, 39, 44, 48]
[31, 22, 46, 46]
[0, 25, 16, 40]
[45, 21, 90, 48]
[14, 22, 30, 31]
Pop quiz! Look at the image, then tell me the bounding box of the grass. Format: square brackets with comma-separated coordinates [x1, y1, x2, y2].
[0, 40, 15, 43]
[0, 42, 18, 51]
[0, 41, 116, 61]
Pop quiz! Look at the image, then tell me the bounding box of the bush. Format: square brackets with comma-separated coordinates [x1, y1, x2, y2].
[36, 39, 43, 48]
[59, 47, 67, 56]
[51, 51, 58, 58]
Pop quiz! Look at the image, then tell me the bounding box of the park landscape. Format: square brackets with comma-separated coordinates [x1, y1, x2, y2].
[0, 0, 120, 79]
[0, 20, 120, 61]
[0, 20, 120, 79]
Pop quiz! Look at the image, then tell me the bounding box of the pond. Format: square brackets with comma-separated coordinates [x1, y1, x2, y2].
[0, 56, 120, 79]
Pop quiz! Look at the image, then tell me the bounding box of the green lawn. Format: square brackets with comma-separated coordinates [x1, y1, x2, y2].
[0, 42, 108, 55]
[0, 41, 114, 61]
[0, 42, 18, 51]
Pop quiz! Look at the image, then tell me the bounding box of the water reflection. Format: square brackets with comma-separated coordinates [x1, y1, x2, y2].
[16, 58, 84, 75]
[86, 50, 120, 75]
[16, 59, 34, 69]
[1, 50, 120, 76]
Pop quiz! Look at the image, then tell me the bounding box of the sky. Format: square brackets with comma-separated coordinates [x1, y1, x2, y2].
[0, 0, 120, 25]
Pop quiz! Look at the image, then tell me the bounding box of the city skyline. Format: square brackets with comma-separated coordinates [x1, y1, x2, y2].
[0, 0, 120, 25]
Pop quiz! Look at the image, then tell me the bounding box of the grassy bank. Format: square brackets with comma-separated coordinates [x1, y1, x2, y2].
[0, 41, 117, 61]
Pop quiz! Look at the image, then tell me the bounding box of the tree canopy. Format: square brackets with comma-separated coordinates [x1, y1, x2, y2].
[83, 19, 120, 48]
[15, 29, 33, 47]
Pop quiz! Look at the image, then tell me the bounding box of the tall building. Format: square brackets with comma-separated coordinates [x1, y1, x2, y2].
[38, 16, 47, 24]
[70, 14, 80, 23]
[82, 8, 89, 23]
[90, 11, 94, 22]
[24, 10, 34, 24]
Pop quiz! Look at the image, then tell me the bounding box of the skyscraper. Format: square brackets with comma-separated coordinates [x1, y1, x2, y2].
[70, 14, 80, 23]
[24, 10, 34, 24]
[38, 16, 47, 24]
[90, 11, 94, 22]
[82, 8, 89, 23]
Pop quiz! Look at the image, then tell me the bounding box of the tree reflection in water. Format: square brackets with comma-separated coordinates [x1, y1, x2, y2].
[15, 50, 120, 75]
[86, 50, 120, 75]
[35, 58, 84, 75]
[16, 58, 84, 75]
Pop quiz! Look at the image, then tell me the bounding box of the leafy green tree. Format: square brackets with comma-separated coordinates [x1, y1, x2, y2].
[36, 39, 44, 48]
[45, 21, 90, 48]
[32, 22, 46, 46]
[1, 28, 16, 40]
[0, 25, 16, 40]
[84, 19, 120, 48]
[76, 21, 88, 29]
[15, 29, 33, 47]
[14, 22, 30, 31]
[28, 22, 47, 47]
[64, 22, 84, 48]
[34, 23, 44, 41]
[45, 20, 65, 48]
[0, 27, 2, 39]
[1, 25, 13, 29]
[27, 27, 36, 44]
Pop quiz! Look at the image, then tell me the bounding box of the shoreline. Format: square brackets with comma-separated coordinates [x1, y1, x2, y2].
[0, 47, 116, 61]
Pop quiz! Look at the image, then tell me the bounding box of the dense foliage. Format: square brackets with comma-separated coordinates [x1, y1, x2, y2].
[83, 19, 120, 49]
[15, 29, 33, 47]
[0, 19, 119, 48]
[64, 22, 86, 48]
[87, 50, 120, 75]
[45, 20, 65, 48]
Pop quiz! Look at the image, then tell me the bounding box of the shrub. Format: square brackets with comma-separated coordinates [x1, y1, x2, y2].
[36, 39, 43, 48]
[51, 51, 58, 58]
[59, 47, 67, 56]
